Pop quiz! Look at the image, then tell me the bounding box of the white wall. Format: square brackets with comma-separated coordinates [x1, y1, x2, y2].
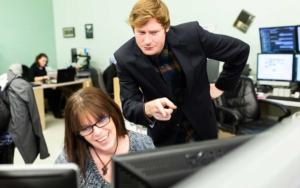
[52, 0, 300, 74]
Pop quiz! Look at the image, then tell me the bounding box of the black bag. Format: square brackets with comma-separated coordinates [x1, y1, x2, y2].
[0, 90, 10, 135]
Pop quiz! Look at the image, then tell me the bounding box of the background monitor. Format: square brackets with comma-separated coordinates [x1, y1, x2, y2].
[0, 164, 79, 188]
[297, 25, 300, 52]
[206, 59, 220, 83]
[295, 54, 300, 82]
[256, 53, 294, 86]
[110, 57, 117, 65]
[112, 135, 254, 188]
[259, 26, 297, 53]
[71, 48, 77, 63]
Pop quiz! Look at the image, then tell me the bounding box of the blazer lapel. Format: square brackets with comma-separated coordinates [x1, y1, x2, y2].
[167, 30, 194, 96]
[133, 44, 177, 101]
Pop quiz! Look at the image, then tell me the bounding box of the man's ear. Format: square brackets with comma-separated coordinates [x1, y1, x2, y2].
[165, 27, 170, 33]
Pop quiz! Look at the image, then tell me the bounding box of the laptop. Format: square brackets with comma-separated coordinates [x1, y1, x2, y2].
[51, 68, 76, 84]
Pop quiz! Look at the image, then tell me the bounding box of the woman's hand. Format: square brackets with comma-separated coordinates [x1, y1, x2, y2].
[43, 75, 50, 80]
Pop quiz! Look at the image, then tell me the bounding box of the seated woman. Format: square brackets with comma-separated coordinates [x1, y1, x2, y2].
[28, 53, 63, 118]
[55, 87, 154, 187]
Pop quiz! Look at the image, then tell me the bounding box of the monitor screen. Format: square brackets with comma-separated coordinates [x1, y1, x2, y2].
[297, 26, 300, 52]
[112, 135, 254, 188]
[0, 164, 79, 188]
[110, 57, 117, 65]
[295, 54, 300, 82]
[257, 53, 294, 84]
[259, 26, 297, 53]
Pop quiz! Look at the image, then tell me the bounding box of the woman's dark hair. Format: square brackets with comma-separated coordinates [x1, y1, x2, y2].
[34, 53, 48, 67]
[64, 87, 127, 180]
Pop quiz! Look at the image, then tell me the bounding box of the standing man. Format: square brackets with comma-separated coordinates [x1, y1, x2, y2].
[114, 0, 250, 146]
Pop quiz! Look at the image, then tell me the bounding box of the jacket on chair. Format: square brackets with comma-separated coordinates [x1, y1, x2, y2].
[3, 70, 50, 163]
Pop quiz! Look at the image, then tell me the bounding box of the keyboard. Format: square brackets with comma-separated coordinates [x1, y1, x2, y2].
[30, 83, 41, 87]
[266, 95, 300, 102]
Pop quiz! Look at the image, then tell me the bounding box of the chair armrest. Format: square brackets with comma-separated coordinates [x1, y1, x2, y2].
[215, 105, 243, 126]
[258, 99, 291, 122]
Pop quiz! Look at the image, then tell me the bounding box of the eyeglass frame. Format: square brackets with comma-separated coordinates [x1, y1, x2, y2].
[79, 115, 111, 137]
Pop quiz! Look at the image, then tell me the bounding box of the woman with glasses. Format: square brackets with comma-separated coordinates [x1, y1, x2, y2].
[55, 87, 154, 187]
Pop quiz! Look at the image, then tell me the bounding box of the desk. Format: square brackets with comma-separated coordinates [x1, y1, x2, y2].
[259, 93, 300, 107]
[259, 94, 300, 119]
[33, 79, 92, 130]
[263, 98, 300, 107]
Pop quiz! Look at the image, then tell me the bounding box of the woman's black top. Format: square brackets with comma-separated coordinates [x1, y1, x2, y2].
[28, 64, 47, 82]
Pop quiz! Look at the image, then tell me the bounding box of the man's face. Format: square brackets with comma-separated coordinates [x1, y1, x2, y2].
[134, 18, 169, 56]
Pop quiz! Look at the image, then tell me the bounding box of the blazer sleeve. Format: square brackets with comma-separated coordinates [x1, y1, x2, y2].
[195, 23, 250, 91]
[114, 55, 151, 127]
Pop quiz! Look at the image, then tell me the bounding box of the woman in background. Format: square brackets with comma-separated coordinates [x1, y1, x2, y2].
[28, 53, 63, 118]
[55, 87, 154, 187]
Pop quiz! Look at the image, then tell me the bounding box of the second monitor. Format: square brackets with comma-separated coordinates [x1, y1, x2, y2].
[298, 26, 300, 52]
[295, 54, 300, 82]
[256, 53, 294, 86]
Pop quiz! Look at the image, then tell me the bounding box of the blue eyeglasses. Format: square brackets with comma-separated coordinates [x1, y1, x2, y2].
[79, 115, 110, 136]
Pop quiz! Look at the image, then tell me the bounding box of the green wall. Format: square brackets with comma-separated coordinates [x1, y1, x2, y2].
[0, 0, 57, 75]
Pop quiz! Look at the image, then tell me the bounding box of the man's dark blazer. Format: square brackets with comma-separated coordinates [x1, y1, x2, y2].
[114, 21, 250, 146]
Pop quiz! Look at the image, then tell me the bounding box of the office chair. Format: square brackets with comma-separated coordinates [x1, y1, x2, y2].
[21, 65, 29, 81]
[215, 76, 291, 135]
[103, 63, 117, 99]
[90, 66, 107, 94]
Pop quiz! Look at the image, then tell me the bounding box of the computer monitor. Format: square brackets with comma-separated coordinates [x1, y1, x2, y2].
[206, 59, 219, 83]
[256, 53, 294, 86]
[174, 119, 300, 188]
[0, 164, 79, 188]
[112, 135, 254, 188]
[295, 54, 300, 82]
[297, 26, 300, 52]
[259, 26, 297, 53]
[110, 57, 117, 65]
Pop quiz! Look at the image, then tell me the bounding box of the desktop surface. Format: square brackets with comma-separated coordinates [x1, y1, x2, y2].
[257, 92, 300, 107]
[266, 95, 300, 102]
